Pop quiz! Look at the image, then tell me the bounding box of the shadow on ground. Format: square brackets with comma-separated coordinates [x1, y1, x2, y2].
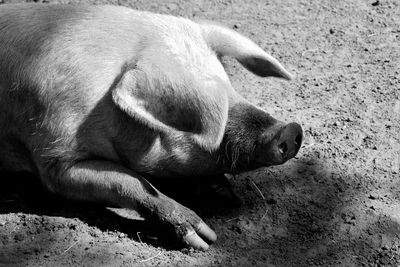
[1, 156, 398, 266]
[0, 169, 243, 253]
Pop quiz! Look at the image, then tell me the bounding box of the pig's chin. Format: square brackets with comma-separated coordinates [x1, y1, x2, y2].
[218, 147, 292, 175]
[215, 145, 265, 174]
[218, 157, 271, 175]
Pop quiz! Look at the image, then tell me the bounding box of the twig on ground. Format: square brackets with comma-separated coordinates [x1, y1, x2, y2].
[225, 217, 239, 223]
[249, 179, 265, 200]
[62, 239, 79, 254]
[140, 251, 162, 263]
[261, 210, 268, 221]
[137, 232, 143, 244]
[303, 143, 315, 149]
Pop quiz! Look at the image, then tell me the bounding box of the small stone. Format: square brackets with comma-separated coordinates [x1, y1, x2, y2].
[372, 0, 380, 6]
[329, 28, 335, 34]
[233, 24, 241, 29]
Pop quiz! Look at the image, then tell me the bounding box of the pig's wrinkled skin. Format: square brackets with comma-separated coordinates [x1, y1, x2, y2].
[0, 4, 302, 250]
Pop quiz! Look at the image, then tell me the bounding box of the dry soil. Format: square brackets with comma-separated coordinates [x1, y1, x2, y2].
[0, 0, 399, 266]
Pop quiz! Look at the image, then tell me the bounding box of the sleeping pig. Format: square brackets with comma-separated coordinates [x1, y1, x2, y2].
[0, 4, 302, 250]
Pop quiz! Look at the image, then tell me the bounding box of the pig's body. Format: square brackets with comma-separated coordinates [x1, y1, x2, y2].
[0, 4, 302, 250]
[0, 4, 222, 178]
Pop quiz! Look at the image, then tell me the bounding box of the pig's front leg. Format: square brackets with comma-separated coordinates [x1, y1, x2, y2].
[47, 160, 216, 250]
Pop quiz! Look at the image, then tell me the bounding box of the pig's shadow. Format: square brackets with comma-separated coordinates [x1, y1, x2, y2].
[0, 170, 240, 250]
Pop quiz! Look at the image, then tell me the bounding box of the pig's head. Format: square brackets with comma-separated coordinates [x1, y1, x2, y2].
[111, 21, 302, 178]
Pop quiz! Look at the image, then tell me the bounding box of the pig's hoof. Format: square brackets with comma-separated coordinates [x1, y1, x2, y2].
[152, 201, 217, 250]
[182, 221, 216, 251]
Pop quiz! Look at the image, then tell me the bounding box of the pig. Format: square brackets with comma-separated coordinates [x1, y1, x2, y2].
[0, 4, 302, 250]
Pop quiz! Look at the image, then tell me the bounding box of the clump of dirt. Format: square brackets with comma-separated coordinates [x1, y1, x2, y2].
[1, 0, 399, 266]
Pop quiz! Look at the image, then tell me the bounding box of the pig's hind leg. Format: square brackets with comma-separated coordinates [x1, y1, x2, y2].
[44, 160, 217, 250]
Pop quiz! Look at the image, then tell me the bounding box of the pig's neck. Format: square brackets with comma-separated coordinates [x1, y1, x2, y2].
[112, 117, 223, 179]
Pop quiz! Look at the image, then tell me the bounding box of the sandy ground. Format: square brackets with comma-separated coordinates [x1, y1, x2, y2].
[0, 0, 399, 266]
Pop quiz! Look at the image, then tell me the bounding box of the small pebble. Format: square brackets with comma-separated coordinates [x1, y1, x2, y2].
[368, 194, 377, 200]
[371, 0, 380, 6]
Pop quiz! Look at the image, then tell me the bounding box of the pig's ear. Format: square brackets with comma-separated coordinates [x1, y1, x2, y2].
[199, 23, 293, 80]
[111, 69, 228, 151]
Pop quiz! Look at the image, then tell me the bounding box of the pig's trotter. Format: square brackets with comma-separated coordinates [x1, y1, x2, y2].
[139, 190, 216, 250]
[46, 160, 216, 250]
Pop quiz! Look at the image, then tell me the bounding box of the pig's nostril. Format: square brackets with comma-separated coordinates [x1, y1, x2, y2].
[258, 122, 302, 165]
[278, 142, 288, 156]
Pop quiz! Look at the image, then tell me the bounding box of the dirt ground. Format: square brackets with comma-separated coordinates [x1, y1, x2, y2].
[0, 0, 399, 266]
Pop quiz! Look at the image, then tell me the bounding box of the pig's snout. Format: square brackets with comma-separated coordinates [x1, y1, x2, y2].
[256, 122, 303, 165]
[275, 122, 303, 161]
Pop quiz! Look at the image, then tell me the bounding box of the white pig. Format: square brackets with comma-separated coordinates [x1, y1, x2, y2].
[0, 4, 302, 250]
